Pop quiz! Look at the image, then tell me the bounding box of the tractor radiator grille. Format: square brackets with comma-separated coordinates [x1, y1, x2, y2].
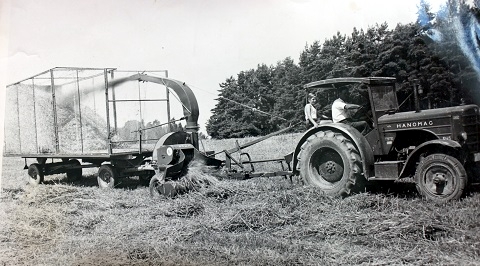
[463, 114, 480, 152]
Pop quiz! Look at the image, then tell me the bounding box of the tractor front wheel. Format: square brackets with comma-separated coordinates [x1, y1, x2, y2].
[298, 130, 364, 197]
[415, 153, 467, 203]
[97, 165, 118, 188]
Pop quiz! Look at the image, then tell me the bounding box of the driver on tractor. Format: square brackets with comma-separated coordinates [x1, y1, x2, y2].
[332, 87, 371, 135]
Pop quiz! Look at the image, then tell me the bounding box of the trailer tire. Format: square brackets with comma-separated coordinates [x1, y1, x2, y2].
[415, 153, 467, 203]
[97, 165, 117, 188]
[66, 159, 82, 181]
[28, 163, 44, 185]
[298, 130, 364, 197]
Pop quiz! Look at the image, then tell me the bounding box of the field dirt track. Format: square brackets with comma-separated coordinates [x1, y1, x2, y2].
[1, 134, 480, 266]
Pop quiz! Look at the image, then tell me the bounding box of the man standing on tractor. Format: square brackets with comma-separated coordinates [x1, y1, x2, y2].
[332, 87, 371, 135]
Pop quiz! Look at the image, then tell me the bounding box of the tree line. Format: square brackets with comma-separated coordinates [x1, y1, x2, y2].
[206, 1, 480, 139]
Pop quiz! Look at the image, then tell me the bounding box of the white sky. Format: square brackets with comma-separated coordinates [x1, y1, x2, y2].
[0, 0, 448, 138]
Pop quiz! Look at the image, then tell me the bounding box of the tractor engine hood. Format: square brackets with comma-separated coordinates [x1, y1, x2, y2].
[377, 104, 479, 129]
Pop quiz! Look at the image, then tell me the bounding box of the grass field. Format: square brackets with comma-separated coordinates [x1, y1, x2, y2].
[1, 133, 480, 265]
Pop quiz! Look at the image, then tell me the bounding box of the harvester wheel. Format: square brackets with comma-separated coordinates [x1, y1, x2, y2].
[415, 153, 467, 203]
[28, 163, 44, 185]
[97, 165, 118, 188]
[66, 159, 82, 180]
[298, 130, 364, 197]
[149, 172, 181, 197]
[149, 172, 167, 197]
[149, 172, 192, 198]
[148, 175, 164, 197]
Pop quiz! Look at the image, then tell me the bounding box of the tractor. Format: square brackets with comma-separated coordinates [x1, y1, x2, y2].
[295, 77, 480, 202]
[130, 76, 479, 202]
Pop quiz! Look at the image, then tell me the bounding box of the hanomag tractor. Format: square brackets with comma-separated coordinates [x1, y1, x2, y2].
[296, 77, 480, 202]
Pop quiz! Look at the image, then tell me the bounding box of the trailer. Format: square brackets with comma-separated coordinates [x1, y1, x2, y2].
[3, 67, 194, 187]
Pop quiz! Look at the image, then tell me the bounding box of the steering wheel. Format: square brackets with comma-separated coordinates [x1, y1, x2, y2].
[350, 104, 374, 125]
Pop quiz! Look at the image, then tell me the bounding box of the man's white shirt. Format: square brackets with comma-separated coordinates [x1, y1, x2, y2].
[332, 98, 347, 123]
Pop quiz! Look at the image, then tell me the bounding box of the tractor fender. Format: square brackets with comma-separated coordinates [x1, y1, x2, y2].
[292, 123, 375, 178]
[398, 139, 463, 179]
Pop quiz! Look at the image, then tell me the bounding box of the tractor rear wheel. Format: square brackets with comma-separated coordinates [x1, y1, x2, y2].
[97, 165, 118, 188]
[298, 130, 364, 197]
[415, 153, 467, 203]
[28, 163, 44, 185]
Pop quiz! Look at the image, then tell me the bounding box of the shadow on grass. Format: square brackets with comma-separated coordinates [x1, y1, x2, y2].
[365, 180, 419, 199]
[42, 174, 150, 190]
[365, 180, 480, 200]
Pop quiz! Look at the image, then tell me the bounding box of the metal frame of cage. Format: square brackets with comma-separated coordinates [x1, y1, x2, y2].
[4, 67, 171, 158]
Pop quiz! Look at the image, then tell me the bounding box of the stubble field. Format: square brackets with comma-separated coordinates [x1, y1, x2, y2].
[1, 133, 480, 266]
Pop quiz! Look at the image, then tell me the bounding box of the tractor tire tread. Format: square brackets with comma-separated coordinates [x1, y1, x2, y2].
[298, 130, 364, 197]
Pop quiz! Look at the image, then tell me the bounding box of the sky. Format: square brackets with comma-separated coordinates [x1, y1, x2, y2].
[0, 0, 448, 140]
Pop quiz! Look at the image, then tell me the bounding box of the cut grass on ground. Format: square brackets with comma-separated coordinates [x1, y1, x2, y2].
[1, 133, 480, 265]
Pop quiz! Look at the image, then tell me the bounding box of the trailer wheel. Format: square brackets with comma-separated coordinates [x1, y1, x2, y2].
[298, 130, 364, 197]
[97, 165, 117, 188]
[28, 163, 44, 185]
[415, 153, 467, 203]
[66, 159, 82, 180]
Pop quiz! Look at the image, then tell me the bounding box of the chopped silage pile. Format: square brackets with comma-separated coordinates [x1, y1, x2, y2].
[4, 84, 111, 154]
[1, 155, 480, 266]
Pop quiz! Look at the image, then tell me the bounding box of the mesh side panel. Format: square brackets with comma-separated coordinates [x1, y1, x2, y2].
[78, 70, 108, 153]
[34, 84, 56, 153]
[4, 68, 170, 156]
[4, 83, 56, 154]
[4, 68, 111, 156]
[53, 69, 109, 154]
[57, 81, 83, 153]
[4, 85, 21, 154]
[17, 84, 37, 153]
